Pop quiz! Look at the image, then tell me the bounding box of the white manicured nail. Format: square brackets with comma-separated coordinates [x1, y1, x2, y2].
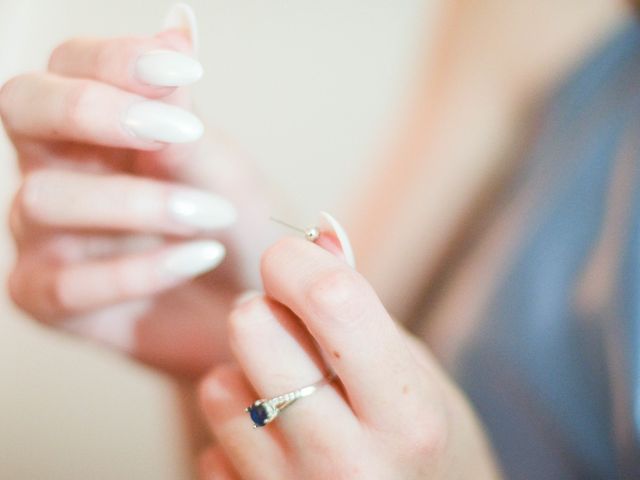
[168, 188, 237, 230]
[122, 101, 203, 143]
[162, 240, 225, 278]
[136, 50, 203, 87]
[163, 3, 199, 54]
[319, 211, 356, 268]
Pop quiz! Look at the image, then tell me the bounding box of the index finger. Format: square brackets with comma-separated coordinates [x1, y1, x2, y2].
[0, 73, 203, 147]
[260, 237, 424, 430]
[48, 32, 201, 97]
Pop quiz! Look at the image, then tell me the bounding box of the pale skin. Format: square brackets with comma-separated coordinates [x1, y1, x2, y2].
[3, 28, 277, 377]
[0, 1, 628, 478]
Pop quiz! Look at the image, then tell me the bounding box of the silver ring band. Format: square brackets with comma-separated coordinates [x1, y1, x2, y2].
[245, 374, 335, 428]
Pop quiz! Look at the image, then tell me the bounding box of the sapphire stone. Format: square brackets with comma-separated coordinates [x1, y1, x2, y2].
[248, 403, 270, 427]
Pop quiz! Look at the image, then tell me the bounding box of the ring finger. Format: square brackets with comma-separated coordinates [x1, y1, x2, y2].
[200, 363, 287, 480]
[227, 294, 359, 457]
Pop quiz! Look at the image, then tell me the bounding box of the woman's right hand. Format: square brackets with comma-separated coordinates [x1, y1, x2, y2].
[1, 5, 275, 378]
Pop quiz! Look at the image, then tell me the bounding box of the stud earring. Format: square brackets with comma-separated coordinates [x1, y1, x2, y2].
[269, 217, 320, 242]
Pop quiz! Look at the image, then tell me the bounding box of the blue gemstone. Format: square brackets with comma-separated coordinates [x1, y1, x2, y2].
[248, 403, 269, 427]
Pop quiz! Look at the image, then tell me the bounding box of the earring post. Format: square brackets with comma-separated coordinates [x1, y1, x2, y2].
[269, 217, 307, 234]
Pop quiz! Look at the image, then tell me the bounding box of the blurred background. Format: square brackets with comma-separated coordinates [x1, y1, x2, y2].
[0, 1, 435, 478]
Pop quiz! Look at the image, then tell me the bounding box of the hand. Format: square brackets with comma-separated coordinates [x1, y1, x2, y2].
[1, 13, 274, 378]
[197, 237, 502, 479]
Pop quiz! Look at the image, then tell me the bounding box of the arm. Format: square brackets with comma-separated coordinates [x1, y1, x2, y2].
[347, 0, 627, 320]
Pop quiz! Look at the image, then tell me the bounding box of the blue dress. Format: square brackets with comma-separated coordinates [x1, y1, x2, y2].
[453, 21, 640, 479]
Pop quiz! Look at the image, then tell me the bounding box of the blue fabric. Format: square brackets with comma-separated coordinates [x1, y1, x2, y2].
[455, 21, 640, 479]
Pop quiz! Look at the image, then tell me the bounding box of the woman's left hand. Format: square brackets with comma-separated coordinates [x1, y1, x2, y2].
[197, 236, 502, 479]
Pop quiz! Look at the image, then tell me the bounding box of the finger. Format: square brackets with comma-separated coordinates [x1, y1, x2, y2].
[14, 170, 236, 236]
[11, 229, 163, 266]
[12, 273, 234, 378]
[48, 32, 201, 97]
[228, 295, 358, 455]
[200, 364, 287, 480]
[0, 73, 203, 147]
[9, 239, 225, 319]
[198, 446, 239, 480]
[260, 237, 426, 431]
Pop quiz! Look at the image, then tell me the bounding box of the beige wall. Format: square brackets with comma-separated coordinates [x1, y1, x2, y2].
[0, 1, 432, 478]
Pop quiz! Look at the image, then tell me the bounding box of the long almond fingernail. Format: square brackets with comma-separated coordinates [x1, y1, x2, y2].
[161, 240, 225, 278]
[163, 3, 199, 54]
[319, 211, 356, 268]
[136, 50, 203, 87]
[122, 100, 203, 143]
[168, 188, 237, 230]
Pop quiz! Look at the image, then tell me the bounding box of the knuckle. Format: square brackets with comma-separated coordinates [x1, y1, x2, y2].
[198, 374, 220, 412]
[198, 364, 236, 412]
[400, 411, 449, 460]
[7, 261, 59, 322]
[227, 295, 268, 344]
[305, 267, 368, 320]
